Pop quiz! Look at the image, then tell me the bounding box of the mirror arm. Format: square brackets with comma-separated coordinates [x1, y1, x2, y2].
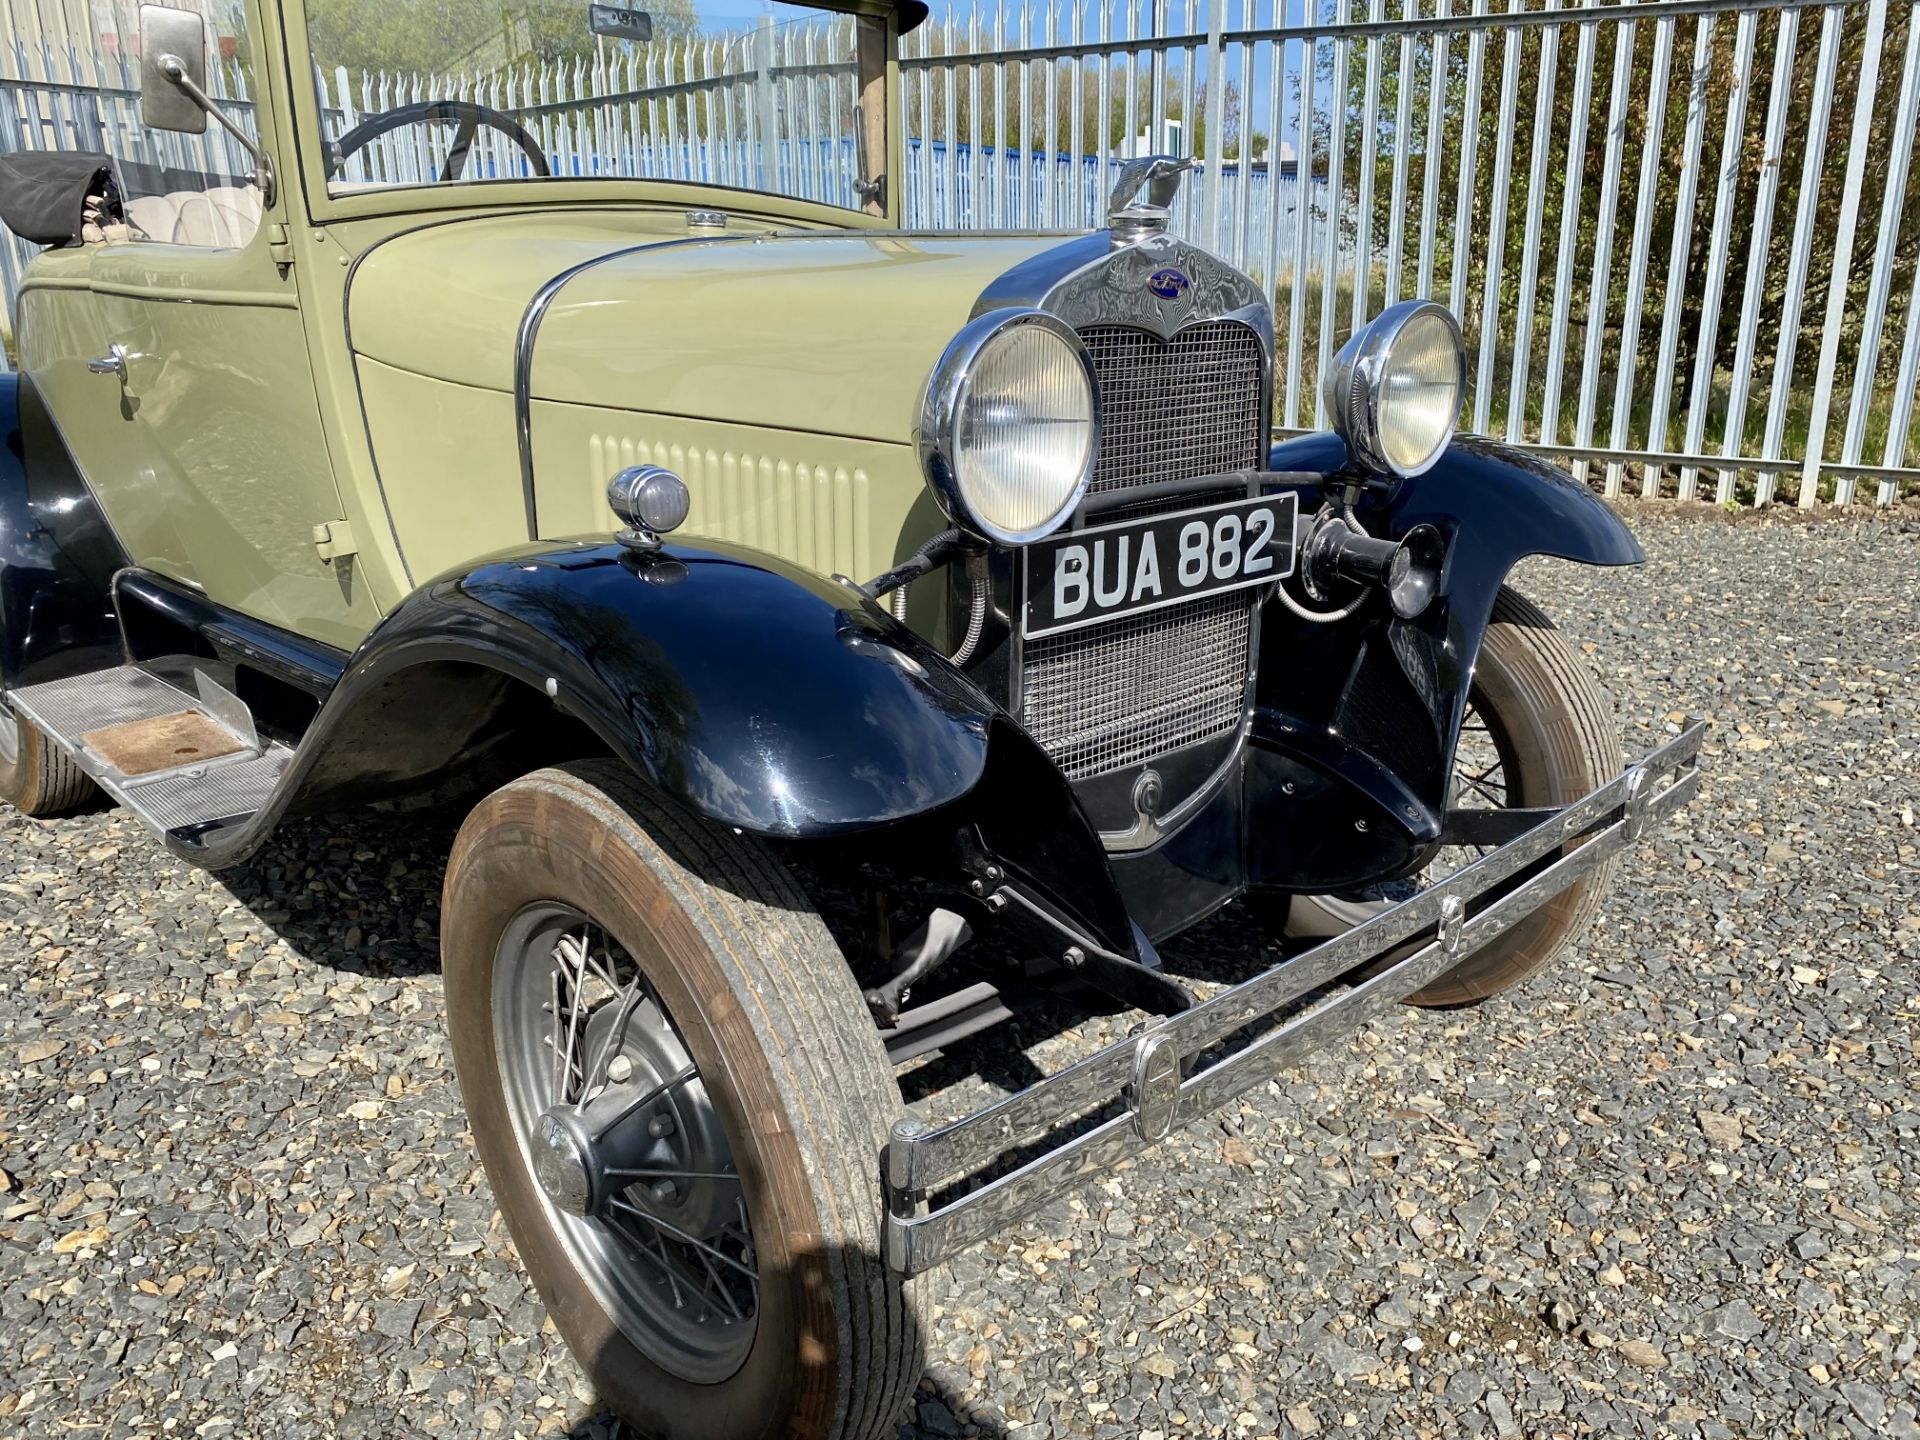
[158, 54, 276, 205]
[851, 101, 884, 208]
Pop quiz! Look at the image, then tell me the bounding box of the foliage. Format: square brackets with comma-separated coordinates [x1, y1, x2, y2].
[305, 0, 699, 78]
[1317, 0, 1917, 457]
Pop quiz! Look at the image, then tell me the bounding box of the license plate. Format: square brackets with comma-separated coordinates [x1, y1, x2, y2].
[1022, 492, 1299, 638]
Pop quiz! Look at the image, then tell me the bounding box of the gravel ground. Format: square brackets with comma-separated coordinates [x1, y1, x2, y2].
[1, 507, 1915, 1440]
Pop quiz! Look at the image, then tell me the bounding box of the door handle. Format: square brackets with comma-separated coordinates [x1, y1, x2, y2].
[86, 343, 129, 381]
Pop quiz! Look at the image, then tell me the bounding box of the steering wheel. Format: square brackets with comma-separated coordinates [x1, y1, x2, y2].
[327, 100, 551, 183]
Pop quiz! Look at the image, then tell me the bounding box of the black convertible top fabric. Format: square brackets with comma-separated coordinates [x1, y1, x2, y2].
[0, 151, 113, 247]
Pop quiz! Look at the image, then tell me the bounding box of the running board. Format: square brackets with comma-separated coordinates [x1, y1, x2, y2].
[10, 664, 292, 840]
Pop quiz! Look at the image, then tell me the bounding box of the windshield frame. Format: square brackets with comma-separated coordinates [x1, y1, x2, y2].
[275, 0, 908, 227]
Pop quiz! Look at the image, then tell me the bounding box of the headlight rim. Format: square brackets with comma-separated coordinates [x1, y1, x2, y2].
[918, 307, 1101, 547]
[1326, 298, 1466, 480]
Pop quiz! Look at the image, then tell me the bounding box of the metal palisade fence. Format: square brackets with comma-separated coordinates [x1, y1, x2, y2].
[898, 0, 1920, 506]
[1, 0, 1916, 507]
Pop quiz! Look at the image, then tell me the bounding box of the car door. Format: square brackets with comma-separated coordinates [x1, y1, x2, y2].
[85, 227, 379, 651]
[20, 225, 216, 589]
[68, 0, 379, 652]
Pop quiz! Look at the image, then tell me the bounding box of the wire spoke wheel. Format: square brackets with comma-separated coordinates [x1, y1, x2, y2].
[1418, 694, 1518, 886]
[494, 905, 757, 1381]
[443, 761, 923, 1438]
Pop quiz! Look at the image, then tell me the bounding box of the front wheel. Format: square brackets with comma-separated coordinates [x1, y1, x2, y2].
[1288, 586, 1622, 1007]
[441, 761, 923, 1440]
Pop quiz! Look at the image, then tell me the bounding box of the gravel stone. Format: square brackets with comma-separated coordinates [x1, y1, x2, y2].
[1, 506, 1916, 1438]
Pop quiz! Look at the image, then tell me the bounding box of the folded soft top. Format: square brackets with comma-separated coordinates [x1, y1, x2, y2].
[0, 150, 113, 247]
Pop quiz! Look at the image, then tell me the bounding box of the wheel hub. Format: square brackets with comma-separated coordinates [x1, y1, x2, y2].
[532, 1111, 594, 1215]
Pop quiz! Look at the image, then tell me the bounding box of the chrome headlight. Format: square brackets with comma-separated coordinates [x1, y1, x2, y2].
[919, 309, 1098, 545]
[1323, 300, 1465, 478]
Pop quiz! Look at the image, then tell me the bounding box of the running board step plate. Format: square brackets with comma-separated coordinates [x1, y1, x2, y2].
[10, 666, 290, 839]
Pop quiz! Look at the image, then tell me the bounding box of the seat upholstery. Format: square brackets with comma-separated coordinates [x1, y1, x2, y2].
[122, 183, 263, 248]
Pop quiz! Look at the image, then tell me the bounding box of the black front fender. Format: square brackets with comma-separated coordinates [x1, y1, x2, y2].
[1269, 429, 1642, 602]
[1246, 432, 1642, 891]
[166, 534, 1135, 955]
[327, 537, 998, 838]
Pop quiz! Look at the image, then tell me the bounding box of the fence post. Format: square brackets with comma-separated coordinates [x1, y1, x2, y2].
[1201, 0, 1224, 251]
[1798, 0, 1887, 507]
[1845, 3, 1920, 495]
[1677, 8, 1756, 499]
[1755, 7, 1840, 503]
[756, 15, 779, 193]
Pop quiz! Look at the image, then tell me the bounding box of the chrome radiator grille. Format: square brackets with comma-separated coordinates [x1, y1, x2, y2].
[1019, 320, 1267, 782]
[1023, 590, 1254, 781]
[1080, 322, 1266, 495]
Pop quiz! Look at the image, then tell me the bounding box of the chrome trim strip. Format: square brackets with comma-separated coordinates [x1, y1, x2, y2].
[512, 234, 753, 541]
[883, 721, 1705, 1274]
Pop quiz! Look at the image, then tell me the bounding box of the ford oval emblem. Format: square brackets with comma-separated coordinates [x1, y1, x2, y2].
[1147, 267, 1191, 301]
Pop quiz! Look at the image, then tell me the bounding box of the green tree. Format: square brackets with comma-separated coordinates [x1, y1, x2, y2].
[1317, 0, 1916, 463]
[306, 0, 698, 78]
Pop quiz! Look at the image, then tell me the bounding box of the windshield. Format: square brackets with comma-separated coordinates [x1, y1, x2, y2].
[305, 0, 886, 210]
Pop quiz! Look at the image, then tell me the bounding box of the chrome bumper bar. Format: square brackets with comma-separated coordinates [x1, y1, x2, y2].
[883, 721, 1706, 1275]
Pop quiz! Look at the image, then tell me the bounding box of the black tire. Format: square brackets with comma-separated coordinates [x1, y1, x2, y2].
[0, 698, 96, 817]
[1289, 586, 1621, 1007]
[441, 761, 924, 1440]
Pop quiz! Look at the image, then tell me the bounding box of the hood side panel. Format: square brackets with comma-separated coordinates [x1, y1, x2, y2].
[347, 213, 1070, 437]
[530, 399, 947, 581]
[532, 234, 1063, 442]
[347, 211, 715, 393]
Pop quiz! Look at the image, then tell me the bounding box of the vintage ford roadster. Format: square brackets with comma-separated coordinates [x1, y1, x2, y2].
[0, 0, 1701, 1432]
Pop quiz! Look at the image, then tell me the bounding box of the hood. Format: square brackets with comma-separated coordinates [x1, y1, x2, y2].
[347, 214, 1074, 442]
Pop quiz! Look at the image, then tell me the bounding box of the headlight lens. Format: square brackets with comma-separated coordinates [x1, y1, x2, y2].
[1324, 300, 1465, 478]
[921, 311, 1097, 544]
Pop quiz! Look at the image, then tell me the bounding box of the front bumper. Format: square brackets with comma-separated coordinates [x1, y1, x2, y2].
[883, 720, 1705, 1275]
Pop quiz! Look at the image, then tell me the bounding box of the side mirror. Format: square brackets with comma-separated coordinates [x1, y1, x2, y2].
[139, 4, 209, 135]
[135, 2, 276, 202]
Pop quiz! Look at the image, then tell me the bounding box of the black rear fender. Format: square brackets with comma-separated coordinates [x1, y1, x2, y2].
[0, 374, 126, 690]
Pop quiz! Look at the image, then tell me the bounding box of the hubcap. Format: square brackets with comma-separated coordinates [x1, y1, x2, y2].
[532, 1112, 593, 1215]
[494, 905, 758, 1382]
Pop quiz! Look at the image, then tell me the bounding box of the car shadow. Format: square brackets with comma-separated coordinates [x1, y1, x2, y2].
[210, 801, 466, 982]
[562, 1367, 1006, 1439]
[216, 796, 1315, 1125]
[546, 1241, 1006, 1438]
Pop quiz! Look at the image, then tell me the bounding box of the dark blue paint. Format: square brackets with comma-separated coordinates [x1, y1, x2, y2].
[1146, 267, 1192, 301]
[410, 540, 997, 836]
[1115, 432, 1646, 934]
[163, 536, 1008, 867]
